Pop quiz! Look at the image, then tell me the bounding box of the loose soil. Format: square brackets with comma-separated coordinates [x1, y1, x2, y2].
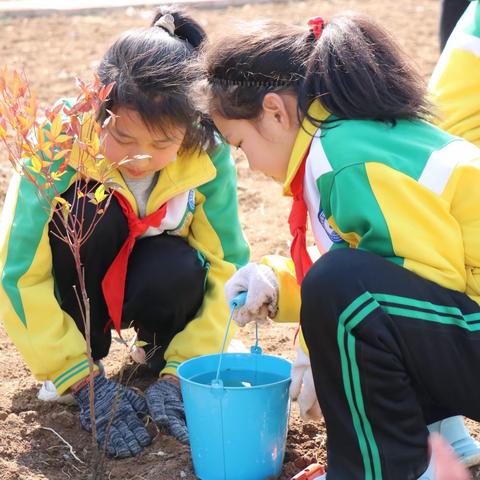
[1, 1, 479, 479]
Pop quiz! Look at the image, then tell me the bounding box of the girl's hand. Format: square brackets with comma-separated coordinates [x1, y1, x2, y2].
[145, 379, 188, 444]
[430, 433, 471, 480]
[290, 347, 322, 422]
[73, 375, 151, 457]
[225, 263, 279, 327]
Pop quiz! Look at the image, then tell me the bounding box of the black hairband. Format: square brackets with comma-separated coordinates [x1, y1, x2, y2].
[208, 75, 301, 88]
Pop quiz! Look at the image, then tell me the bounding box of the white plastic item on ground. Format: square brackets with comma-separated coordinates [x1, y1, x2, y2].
[37, 380, 76, 405]
[37, 361, 104, 404]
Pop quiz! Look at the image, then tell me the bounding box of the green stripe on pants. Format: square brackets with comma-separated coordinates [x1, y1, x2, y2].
[337, 291, 480, 479]
[338, 294, 383, 480]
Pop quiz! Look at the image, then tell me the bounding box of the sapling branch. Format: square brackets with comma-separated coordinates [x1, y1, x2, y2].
[0, 68, 117, 478]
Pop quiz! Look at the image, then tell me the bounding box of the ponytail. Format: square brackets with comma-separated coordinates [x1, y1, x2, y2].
[205, 13, 431, 125]
[301, 12, 431, 125]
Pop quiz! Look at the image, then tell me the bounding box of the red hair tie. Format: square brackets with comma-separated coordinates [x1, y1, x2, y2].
[308, 16, 324, 40]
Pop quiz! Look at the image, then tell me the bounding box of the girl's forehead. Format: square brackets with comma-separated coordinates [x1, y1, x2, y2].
[112, 107, 145, 129]
[211, 113, 237, 134]
[212, 114, 255, 141]
[111, 107, 183, 142]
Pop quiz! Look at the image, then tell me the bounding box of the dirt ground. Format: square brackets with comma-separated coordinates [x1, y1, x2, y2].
[1, 0, 479, 479]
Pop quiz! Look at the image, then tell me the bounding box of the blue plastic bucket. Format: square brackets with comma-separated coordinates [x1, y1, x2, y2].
[178, 351, 291, 480]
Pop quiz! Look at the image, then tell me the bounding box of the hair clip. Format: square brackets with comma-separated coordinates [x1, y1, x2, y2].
[154, 13, 175, 36]
[307, 16, 324, 40]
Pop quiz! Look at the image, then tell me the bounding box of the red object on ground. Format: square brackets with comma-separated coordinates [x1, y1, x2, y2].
[290, 463, 326, 480]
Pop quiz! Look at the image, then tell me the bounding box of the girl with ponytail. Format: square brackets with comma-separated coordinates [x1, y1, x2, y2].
[0, 7, 248, 457]
[204, 12, 480, 479]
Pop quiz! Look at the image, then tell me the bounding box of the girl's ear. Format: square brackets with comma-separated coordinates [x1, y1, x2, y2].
[262, 92, 294, 130]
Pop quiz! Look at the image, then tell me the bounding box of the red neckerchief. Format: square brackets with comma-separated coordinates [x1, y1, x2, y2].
[288, 146, 313, 285]
[102, 191, 167, 334]
[288, 146, 314, 345]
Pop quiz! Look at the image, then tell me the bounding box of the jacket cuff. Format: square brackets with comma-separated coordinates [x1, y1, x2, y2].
[160, 359, 182, 378]
[261, 255, 301, 323]
[298, 328, 310, 356]
[49, 355, 99, 395]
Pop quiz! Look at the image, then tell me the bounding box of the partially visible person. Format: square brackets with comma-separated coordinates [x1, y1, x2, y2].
[0, 7, 248, 458]
[428, 1, 480, 468]
[430, 0, 480, 146]
[203, 12, 480, 479]
[430, 433, 471, 480]
[439, 0, 470, 51]
[294, 434, 472, 479]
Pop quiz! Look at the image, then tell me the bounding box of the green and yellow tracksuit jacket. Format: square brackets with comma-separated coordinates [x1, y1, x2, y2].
[0, 125, 249, 394]
[263, 102, 480, 333]
[429, 0, 480, 146]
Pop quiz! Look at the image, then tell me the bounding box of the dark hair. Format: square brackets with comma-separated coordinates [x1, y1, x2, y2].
[205, 12, 431, 126]
[98, 6, 214, 152]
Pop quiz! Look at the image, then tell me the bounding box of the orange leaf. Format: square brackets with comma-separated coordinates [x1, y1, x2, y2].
[40, 142, 53, 157]
[45, 103, 64, 122]
[53, 149, 70, 161]
[29, 156, 43, 173]
[94, 184, 107, 203]
[17, 115, 31, 130]
[51, 171, 66, 181]
[54, 196, 68, 206]
[44, 130, 55, 142]
[58, 161, 68, 173]
[98, 82, 115, 102]
[55, 134, 71, 143]
[50, 113, 63, 139]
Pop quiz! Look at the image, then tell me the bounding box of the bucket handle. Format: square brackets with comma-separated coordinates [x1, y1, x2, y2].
[212, 291, 261, 386]
[228, 292, 262, 354]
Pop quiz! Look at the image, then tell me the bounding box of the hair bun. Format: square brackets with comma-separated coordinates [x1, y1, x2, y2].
[150, 8, 206, 49]
[154, 13, 176, 36]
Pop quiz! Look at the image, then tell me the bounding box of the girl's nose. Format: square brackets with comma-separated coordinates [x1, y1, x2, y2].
[128, 154, 152, 170]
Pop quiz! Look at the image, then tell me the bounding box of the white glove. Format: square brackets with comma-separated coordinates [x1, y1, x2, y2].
[225, 263, 279, 327]
[289, 347, 322, 422]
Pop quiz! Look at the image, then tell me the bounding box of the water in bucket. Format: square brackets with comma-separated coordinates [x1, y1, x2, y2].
[190, 369, 286, 388]
[178, 292, 292, 480]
